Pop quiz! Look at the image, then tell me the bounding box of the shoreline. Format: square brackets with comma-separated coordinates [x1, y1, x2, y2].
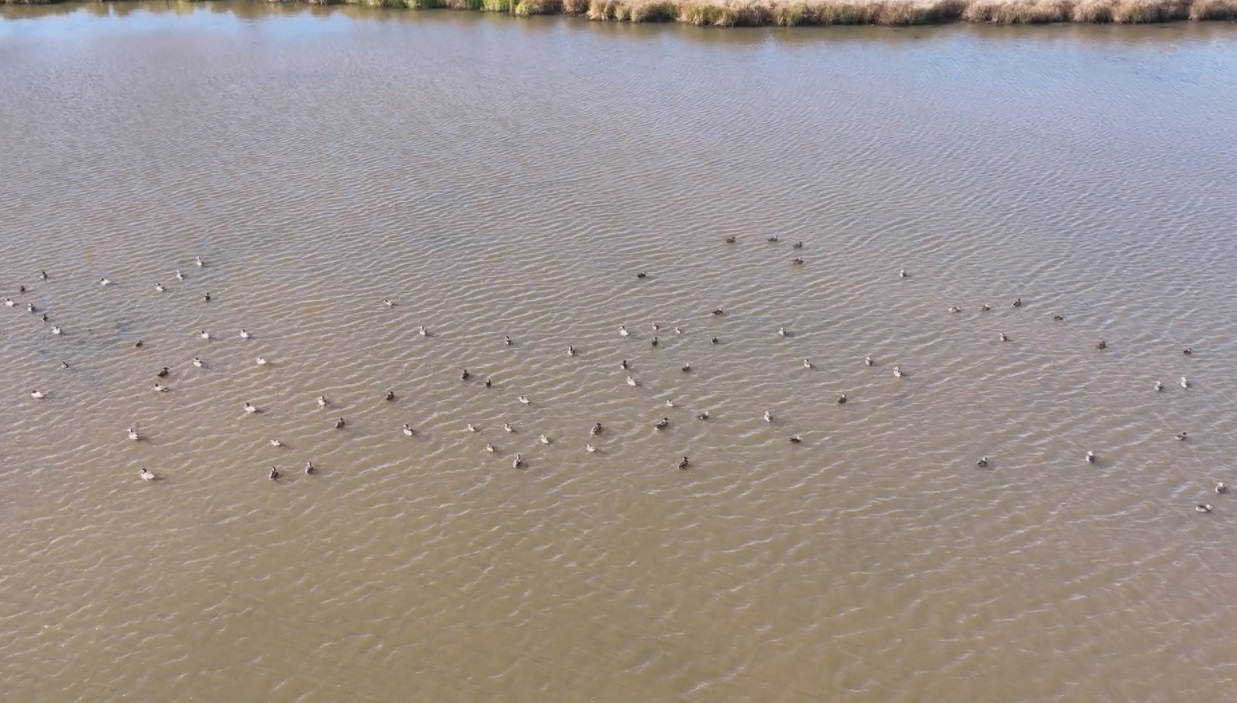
[3, 0, 1237, 25]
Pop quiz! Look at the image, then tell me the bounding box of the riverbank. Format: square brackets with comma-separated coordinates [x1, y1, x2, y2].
[3, 0, 1236, 27]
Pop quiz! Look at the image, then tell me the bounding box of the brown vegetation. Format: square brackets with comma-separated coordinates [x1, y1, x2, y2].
[3, 0, 1236, 25]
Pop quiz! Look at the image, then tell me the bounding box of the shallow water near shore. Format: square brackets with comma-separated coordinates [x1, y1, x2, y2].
[3, 5, 1237, 701]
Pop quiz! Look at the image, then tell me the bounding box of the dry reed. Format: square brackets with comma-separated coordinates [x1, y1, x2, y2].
[6, 0, 1237, 23]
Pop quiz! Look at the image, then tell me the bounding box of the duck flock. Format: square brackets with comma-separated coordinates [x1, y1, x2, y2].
[5, 238, 1224, 514]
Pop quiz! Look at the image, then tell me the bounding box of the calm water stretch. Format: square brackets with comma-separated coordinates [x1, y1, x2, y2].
[3, 5, 1237, 700]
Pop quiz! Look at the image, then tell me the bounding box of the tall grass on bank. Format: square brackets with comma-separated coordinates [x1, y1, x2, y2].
[4, 0, 1236, 25]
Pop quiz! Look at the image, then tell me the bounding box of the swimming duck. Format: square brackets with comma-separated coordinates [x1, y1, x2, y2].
[461, 369, 471, 381]
[26, 303, 35, 314]
[153, 383, 170, 393]
[383, 299, 395, 308]
[38, 271, 47, 281]
[503, 335, 513, 346]
[586, 443, 597, 453]
[403, 424, 414, 436]
[518, 395, 531, 405]
[175, 269, 184, 281]
[792, 241, 804, 249]
[40, 313, 49, 323]
[199, 330, 210, 340]
[778, 327, 788, 337]
[1183, 347, 1193, 356]
[60, 361, 69, 369]
[763, 410, 773, 423]
[1216, 482, 1227, 494]
[1176, 432, 1188, 441]
[255, 357, 268, 366]
[1095, 340, 1106, 350]
[1180, 377, 1189, 389]
[484, 379, 493, 388]
[100, 277, 111, 286]
[51, 326, 62, 336]
[244, 402, 258, 414]
[678, 456, 690, 470]
[154, 283, 165, 293]
[1000, 332, 1009, 342]
[724, 236, 736, 244]
[270, 439, 283, 448]
[1053, 314, 1064, 321]
[485, 443, 496, 453]
[837, 394, 847, 404]
[651, 322, 659, 331]
[1196, 504, 1213, 514]
[269, 466, 280, 481]
[899, 268, 908, 278]
[976, 456, 990, 468]
[674, 326, 683, 335]
[239, 329, 251, 340]
[711, 336, 720, 345]
[512, 453, 525, 470]
[3, 298, 12, 307]
[334, 417, 346, 429]
[418, 326, 431, 337]
[194, 256, 204, 267]
[539, 434, 551, 445]
[30, 390, 45, 399]
[466, 423, 477, 433]
[203, 292, 211, 303]
[664, 399, 675, 408]
[803, 359, 813, 369]
[620, 360, 629, 370]
[1012, 298, 1023, 308]
[949, 306, 962, 313]
[192, 357, 204, 368]
[1085, 451, 1096, 464]
[980, 304, 992, 312]
[127, 427, 141, 441]
[864, 355, 874, 367]
[304, 461, 315, 475]
[636, 271, 648, 279]
[712, 309, 725, 316]
[619, 325, 629, 337]
[317, 395, 328, 408]
[567, 345, 577, 357]
[504, 423, 516, 433]
[1153, 380, 1164, 392]
[590, 423, 602, 436]
[789, 435, 803, 444]
[626, 375, 638, 387]
[651, 336, 660, 348]
[893, 366, 904, 378]
[696, 411, 710, 421]
[139, 468, 157, 481]
[681, 363, 692, 372]
[766, 236, 780, 243]
[386, 390, 396, 401]
[792, 257, 805, 265]
[654, 417, 670, 430]
[157, 367, 169, 378]
[134, 340, 144, 348]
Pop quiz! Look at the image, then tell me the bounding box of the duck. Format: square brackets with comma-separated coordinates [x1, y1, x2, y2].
[1196, 503, 1213, 514]
[864, 355, 874, 367]
[38, 271, 47, 281]
[650, 336, 660, 347]
[135, 340, 144, 348]
[777, 327, 788, 337]
[1095, 340, 1107, 350]
[199, 330, 210, 340]
[40, 313, 49, 323]
[1012, 298, 1023, 308]
[269, 466, 280, 481]
[626, 375, 638, 387]
[60, 361, 69, 369]
[153, 383, 170, 393]
[385, 390, 396, 401]
[154, 283, 165, 293]
[140, 467, 157, 481]
[711, 336, 720, 345]
[1176, 432, 1188, 441]
[1216, 482, 1228, 494]
[333, 417, 346, 429]
[539, 434, 551, 445]
[127, 427, 141, 441]
[403, 424, 414, 436]
[664, 399, 675, 408]
[244, 402, 258, 414]
[724, 235, 736, 244]
[418, 326, 431, 337]
[712, 309, 725, 316]
[269, 439, 283, 448]
[239, 329, 251, 339]
[567, 345, 577, 357]
[1085, 451, 1096, 464]
[980, 304, 992, 312]
[157, 367, 170, 378]
[620, 359, 629, 370]
[792, 241, 804, 249]
[636, 271, 648, 279]
[586, 443, 597, 453]
[194, 256, 204, 267]
[504, 423, 516, 433]
[461, 369, 471, 381]
[696, 411, 710, 421]
[654, 417, 670, 430]
[763, 410, 773, 423]
[504, 335, 513, 346]
[192, 357, 204, 368]
[837, 394, 847, 404]
[681, 363, 692, 372]
[466, 423, 478, 433]
[803, 359, 813, 369]
[484, 379, 493, 388]
[255, 357, 268, 366]
[619, 325, 630, 337]
[2, 298, 12, 307]
[26, 303, 36, 314]
[893, 366, 904, 378]
[51, 326, 62, 336]
[30, 390, 45, 399]
[202, 292, 211, 303]
[304, 461, 315, 475]
[383, 299, 395, 308]
[100, 277, 111, 286]
[317, 395, 329, 408]
[518, 395, 531, 405]
[1000, 332, 1009, 342]
[792, 257, 805, 265]
[1154, 381, 1164, 392]
[485, 442, 496, 453]
[1053, 314, 1064, 322]
[1180, 377, 1190, 389]
[766, 236, 780, 243]
[590, 423, 603, 436]
[948, 306, 962, 313]
[899, 268, 908, 278]
[1183, 347, 1193, 356]
[512, 454, 525, 469]
[674, 326, 683, 335]
[789, 435, 803, 444]
[677, 456, 690, 470]
[175, 269, 184, 281]
[976, 456, 990, 468]
[651, 323, 660, 331]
